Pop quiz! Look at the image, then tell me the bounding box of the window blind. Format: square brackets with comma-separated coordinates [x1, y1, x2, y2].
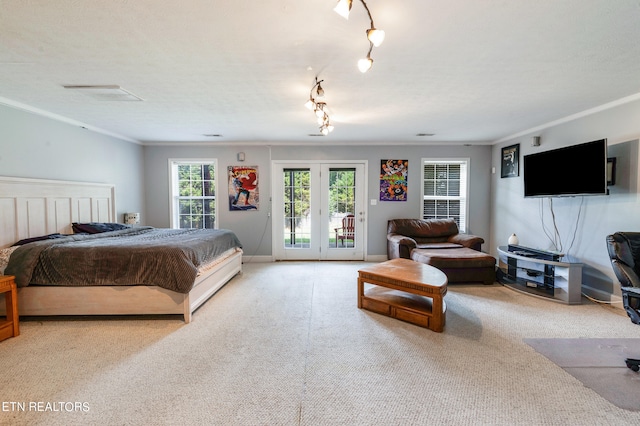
[422, 160, 468, 232]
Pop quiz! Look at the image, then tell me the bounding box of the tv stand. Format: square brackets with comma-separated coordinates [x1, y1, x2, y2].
[497, 246, 583, 304]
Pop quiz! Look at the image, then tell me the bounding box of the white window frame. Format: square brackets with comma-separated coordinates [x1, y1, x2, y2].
[421, 158, 470, 233]
[168, 159, 218, 229]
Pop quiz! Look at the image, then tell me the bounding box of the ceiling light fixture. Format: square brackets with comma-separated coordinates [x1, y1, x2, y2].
[358, 55, 373, 73]
[305, 77, 334, 136]
[333, 0, 353, 19]
[334, 0, 385, 73]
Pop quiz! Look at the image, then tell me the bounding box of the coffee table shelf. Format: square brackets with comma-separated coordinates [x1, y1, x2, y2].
[358, 259, 448, 332]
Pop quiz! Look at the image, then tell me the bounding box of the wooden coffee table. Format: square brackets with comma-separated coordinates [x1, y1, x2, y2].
[0, 275, 19, 342]
[358, 258, 448, 332]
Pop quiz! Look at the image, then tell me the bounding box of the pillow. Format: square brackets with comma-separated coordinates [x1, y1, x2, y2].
[72, 222, 130, 234]
[11, 233, 68, 246]
[0, 246, 19, 275]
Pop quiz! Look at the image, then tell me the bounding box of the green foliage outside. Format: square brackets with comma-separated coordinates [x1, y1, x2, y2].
[177, 164, 215, 229]
[283, 169, 310, 225]
[283, 168, 355, 219]
[329, 169, 355, 214]
[282, 168, 356, 247]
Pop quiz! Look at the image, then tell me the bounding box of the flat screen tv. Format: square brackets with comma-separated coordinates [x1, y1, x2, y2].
[523, 139, 608, 197]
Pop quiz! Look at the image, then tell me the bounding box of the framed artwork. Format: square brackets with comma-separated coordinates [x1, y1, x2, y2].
[380, 159, 408, 201]
[228, 166, 259, 211]
[501, 144, 520, 178]
[607, 157, 616, 186]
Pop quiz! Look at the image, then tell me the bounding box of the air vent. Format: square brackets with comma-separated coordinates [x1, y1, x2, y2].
[416, 133, 435, 137]
[308, 134, 325, 137]
[63, 85, 143, 101]
[203, 134, 223, 137]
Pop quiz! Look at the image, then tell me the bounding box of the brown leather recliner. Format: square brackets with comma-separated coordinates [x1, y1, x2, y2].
[387, 218, 495, 285]
[387, 218, 484, 259]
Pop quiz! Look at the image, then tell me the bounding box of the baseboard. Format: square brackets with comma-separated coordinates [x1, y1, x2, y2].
[581, 284, 624, 310]
[366, 254, 387, 262]
[242, 255, 386, 263]
[241, 255, 273, 263]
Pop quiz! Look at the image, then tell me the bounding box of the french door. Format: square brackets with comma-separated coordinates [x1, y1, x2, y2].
[272, 161, 366, 260]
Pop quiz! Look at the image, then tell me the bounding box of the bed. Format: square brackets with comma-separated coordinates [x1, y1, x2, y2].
[0, 176, 243, 323]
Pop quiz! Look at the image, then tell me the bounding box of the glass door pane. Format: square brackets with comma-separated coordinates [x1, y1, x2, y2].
[283, 168, 311, 249]
[322, 163, 365, 260]
[327, 168, 356, 248]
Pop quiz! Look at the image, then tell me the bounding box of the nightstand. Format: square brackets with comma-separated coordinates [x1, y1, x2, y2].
[0, 275, 19, 342]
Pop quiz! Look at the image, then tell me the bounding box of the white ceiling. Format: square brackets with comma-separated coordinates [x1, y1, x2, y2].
[1, 0, 640, 145]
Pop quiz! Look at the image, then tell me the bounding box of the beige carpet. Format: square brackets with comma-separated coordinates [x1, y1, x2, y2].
[1, 261, 640, 425]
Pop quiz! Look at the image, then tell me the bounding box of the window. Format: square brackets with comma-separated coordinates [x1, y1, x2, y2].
[169, 160, 217, 229]
[422, 159, 469, 232]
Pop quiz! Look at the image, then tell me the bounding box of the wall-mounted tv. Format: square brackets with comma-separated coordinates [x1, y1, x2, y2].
[523, 139, 608, 198]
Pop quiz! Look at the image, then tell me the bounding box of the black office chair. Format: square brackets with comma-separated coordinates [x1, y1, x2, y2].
[606, 232, 640, 372]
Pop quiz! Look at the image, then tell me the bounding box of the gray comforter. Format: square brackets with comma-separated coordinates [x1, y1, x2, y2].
[5, 227, 242, 293]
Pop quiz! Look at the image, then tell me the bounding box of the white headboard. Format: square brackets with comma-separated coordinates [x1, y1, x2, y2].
[0, 176, 115, 248]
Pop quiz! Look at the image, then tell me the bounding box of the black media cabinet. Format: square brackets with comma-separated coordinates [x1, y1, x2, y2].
[497, 245, 583, 304]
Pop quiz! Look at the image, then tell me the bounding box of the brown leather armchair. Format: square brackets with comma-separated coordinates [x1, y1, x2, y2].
[387, 218, 495, 285]
[387, 218, 484, 259]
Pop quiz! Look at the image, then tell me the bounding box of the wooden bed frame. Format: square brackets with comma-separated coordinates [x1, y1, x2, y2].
[0, 176, 242, 323]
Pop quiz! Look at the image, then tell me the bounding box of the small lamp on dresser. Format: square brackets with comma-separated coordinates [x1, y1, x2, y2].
[124, 212, 140, 226]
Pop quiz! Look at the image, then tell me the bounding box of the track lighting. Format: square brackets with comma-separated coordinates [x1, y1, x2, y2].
[358, 42, 374, 73]
[366, 28, 385, 47]
[305, 78, 334, 136]
[304, 99, 315, 110]
[357, 56, 373, 73]
[315, 103, 327, 118]
[334, 0, 384, 72]
[333, 0, 352, 19]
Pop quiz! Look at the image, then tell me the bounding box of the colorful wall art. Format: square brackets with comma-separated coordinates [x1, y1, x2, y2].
[228, 166, 259, 211]
[380, 159, 408, 201]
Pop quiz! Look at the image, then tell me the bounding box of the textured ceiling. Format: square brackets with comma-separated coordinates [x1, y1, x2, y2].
[1, 0, 640, 145]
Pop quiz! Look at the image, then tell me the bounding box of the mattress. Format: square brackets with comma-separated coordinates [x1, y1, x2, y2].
[5, 227, 243, 293]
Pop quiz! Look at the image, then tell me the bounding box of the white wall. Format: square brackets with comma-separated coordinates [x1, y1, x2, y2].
[143, 143, 493, 259]
[490, 99, 640, 303]
[0, 104, 145, 221]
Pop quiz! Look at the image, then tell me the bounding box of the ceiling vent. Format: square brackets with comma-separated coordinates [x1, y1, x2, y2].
[62, 85, 143, 101]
